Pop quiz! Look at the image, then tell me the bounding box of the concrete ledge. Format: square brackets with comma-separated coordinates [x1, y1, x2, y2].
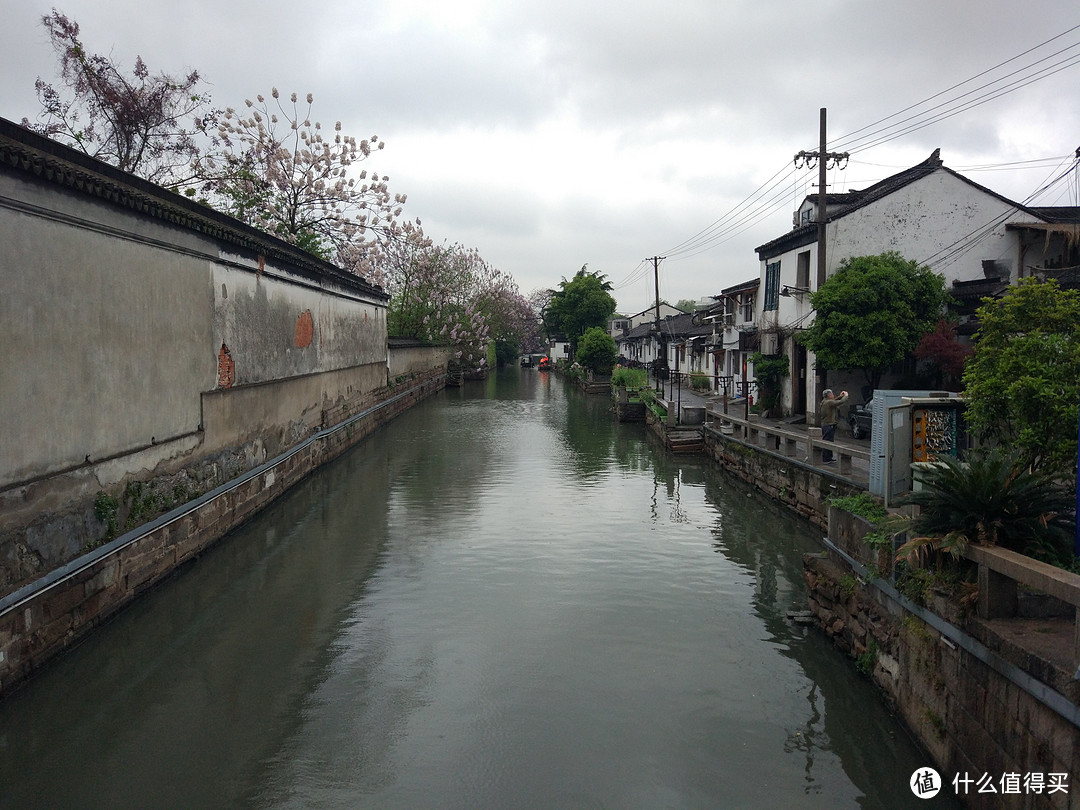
[965, 544, 1080, 608]
[680, 405, 705, 425]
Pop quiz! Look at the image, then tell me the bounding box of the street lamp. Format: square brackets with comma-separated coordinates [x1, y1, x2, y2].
[780, 285, 812, 297]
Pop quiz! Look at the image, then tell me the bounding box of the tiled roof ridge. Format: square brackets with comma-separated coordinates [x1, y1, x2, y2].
[0, 117, 387, 300]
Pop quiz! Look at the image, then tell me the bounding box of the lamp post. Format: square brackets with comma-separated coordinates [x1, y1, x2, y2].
[780, 285, 811, 297]
[742, 354, 749, 421]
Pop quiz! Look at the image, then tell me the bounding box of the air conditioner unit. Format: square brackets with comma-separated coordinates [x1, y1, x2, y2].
[759, 332, 779, 355]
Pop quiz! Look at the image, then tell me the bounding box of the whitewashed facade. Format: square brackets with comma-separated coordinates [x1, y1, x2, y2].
[754, 149, 1048, 420]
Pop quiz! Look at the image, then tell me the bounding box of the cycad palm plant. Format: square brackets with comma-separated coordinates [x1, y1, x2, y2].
[896, 450, 1075, 567]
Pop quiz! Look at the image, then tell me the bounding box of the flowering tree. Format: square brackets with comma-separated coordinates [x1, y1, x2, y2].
[22, 10, 212, 184]
[197, 90, 406, 269]
[376, 233, 488, 371]
[476, 274, 542, 364]
[374, 232, 537, 371]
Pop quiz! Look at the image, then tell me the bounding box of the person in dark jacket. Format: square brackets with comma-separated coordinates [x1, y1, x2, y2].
[818, 388, 849, 463]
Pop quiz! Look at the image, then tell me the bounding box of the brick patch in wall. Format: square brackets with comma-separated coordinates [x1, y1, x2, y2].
[217, 343, 235, 388]
[295, 310, 314, 348]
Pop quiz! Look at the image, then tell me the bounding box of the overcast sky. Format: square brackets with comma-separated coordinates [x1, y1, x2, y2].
[2, 0, 1078, 314]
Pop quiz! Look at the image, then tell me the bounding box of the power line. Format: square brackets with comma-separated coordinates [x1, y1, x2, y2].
[640, 25, 1080, 292]
[611, 259, 649, 290]
[832, 24, 1080, 152]
[661, 164, 803, 259]
[835, 51, 1080, 155]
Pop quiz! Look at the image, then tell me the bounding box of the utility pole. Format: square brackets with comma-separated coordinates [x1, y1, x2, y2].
[793, 108, 848, 413]
[645, 255, 666, 391]
[794, 108, 848, 288]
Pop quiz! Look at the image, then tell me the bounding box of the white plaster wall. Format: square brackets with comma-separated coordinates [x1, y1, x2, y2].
[212, 263, 385, 387]
[0, 171, 388, 490]
[828, 171, 1038, 284]
[755, 169, 1042, 417]
[1, 178, 214, 487]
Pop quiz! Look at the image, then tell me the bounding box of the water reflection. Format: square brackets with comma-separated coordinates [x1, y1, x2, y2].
[0, 368, 954, 809]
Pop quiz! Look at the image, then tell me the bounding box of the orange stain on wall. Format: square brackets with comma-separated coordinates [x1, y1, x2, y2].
[295, 310, 314, 348]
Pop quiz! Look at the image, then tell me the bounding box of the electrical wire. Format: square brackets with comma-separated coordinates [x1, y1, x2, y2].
[646, 25, 1080, 267]
[831, 25, 1080, 152]
[661, 164, 807, 260]
[835, 52, 1080, 155]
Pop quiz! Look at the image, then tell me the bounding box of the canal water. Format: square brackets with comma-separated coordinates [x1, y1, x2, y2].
[0, 368, 953, 809]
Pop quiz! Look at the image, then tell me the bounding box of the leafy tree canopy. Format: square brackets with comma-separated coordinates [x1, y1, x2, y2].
[915, 318, 971, 386]
[800, 251, 949, 389]
[576, 327, 618, 374]
[962, 277, 1080, 473]
[544, 265, 616, 355]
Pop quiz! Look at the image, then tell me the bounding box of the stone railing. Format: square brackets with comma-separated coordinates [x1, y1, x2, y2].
[703, 405, 870, 475]
[964, 544, 1080, 676]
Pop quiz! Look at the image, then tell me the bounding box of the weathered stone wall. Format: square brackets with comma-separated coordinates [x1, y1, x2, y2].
[805, 548, 1080, 810]
[0, 369, 444, 697]
[387, 338, 452, 380]
[702, 426, 864, 530]
[0, 119, 401, 599]
[0, 121, 455, 696]
[702, 414, 1080, 806]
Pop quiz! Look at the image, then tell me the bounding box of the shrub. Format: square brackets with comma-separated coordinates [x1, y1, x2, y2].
[611, 366, 647, 388]
[896, 449, 1075, 567]
[829, 493, 887, 524]
[576, 327, 618, 374]
[750, 351, 789, 415]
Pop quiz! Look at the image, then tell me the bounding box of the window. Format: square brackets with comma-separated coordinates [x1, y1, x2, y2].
[741, 293, 755, 322]
[797, 251, 811, 289]
[764, 261, 781, 311]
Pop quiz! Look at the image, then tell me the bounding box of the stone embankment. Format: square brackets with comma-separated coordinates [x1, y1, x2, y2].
[672, 397, 1080, 808]
[0, 371, 444, 697]
[807, 506, 1080, 810]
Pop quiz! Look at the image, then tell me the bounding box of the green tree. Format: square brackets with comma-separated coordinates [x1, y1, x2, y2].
[543, 266, 616, 356]
[962, 277, 1080, 473]
[674, 298, 698, 313]
[576, 327, 618, 374]
[800, 252, 949, 390]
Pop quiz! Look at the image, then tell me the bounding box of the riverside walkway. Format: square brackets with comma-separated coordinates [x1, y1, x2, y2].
[651, 383, 872, 489]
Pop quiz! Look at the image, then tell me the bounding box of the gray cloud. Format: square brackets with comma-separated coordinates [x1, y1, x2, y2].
[2, 0, 1077, 313]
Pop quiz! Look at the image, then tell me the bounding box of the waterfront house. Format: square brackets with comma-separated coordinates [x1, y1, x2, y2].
[752, 149, 1068, 421]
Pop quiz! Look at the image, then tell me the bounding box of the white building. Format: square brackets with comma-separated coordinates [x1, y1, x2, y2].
[609, 303, 685, 341]
[753, 149, 1053, 420]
